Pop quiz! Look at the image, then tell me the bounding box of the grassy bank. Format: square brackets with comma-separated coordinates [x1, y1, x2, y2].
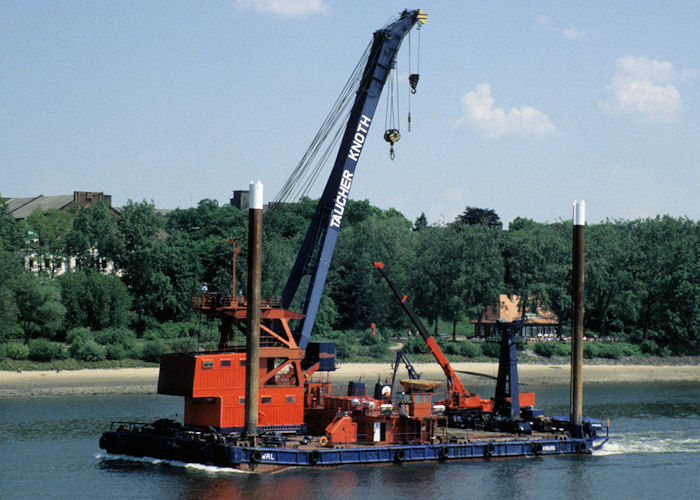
[1, 354, 697, 372]
[0, 358, 157, 372]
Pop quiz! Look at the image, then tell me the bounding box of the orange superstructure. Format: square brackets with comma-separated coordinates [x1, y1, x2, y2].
[158, 351, 306, 430]
[158, 293, 325, 431]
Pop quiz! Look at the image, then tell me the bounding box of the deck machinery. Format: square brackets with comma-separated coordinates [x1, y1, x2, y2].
[373, 261, 537, 433]
[99, 9, 608, 471]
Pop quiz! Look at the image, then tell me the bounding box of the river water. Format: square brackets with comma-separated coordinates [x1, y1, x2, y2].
[0, 381, 698, 500]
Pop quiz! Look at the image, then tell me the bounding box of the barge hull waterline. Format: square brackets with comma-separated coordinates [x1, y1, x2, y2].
[100, 431, 608, 472]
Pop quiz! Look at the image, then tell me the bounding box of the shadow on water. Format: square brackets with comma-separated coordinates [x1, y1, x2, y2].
[0, 394, 181, 442]
[97, 453, 604, 500]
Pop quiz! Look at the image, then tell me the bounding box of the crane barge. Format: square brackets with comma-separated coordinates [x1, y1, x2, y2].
[99, 9, 608, 472]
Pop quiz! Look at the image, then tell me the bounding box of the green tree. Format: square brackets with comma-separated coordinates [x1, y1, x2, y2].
[432, 225, 472, 338]
[261, 233, 298, 298]
[158, 232, 206, 320]
[344, 199, 383, 226]
[166, 199, 248, 241]
[455, 206, 502, 230]
[13, 272, 65, 343]
[24, 208, 74, 277]
[65, 201, 118, 271]
[57, 270, 132, 331]
[165, 200, 250, 302]
[111, 200, 173, 325]
[263, 197, 315, 240]
[411, 224, 504, 340]
[628, 217, 699, 353]
[585, 221, 637, 338]
[503, 218, 570, 335]
[203, 236, 244, 296]
[330, 211, 415, 331]
[313, 294, 339, 337]
[411, 225, 451, 335]
[457, 225, 505, 339]
[0, 249, 23, 338]
[0, 201, 24, 252]
[413, 212, 428, 231]
[542, 221, 573, 337]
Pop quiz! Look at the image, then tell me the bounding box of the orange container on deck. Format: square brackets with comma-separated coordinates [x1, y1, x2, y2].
[158, 352, 305, 430]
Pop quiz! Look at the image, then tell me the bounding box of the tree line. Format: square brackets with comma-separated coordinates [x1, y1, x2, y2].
[0, 198, 697, 362]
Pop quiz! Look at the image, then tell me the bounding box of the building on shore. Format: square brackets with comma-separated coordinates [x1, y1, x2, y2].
[2, 191, 119, 221]
[1, 191, 120, 276]
[471, 295, 559, 338]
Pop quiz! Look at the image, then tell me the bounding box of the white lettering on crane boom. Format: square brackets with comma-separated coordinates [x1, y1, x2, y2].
[347, 115, 372, 162]
[330, 170, 354, 228]
[329, 114, 370, 229]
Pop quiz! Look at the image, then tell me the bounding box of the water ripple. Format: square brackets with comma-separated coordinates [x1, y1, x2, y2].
[594, 430, 700, 456]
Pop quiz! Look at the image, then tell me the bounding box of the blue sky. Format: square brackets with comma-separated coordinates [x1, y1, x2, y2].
[2, 0, 698, 225]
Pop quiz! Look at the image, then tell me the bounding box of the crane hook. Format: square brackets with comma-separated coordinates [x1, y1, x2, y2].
[409, 74, 419, 94]
[384, 129, 401, 160]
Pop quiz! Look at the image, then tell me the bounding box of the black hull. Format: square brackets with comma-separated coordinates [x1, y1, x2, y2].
[99, 424, 608, 472]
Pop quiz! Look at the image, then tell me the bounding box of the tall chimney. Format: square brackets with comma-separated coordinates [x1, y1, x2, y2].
[570, 200, 585, 437]
[244, 181, 263, 441]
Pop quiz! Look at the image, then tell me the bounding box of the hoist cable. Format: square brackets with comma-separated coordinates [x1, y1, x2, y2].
[267, 42, 371, 217]
[416, 24, 421, 74]
[394, 56, 400, 128]
[408, 30, 412, 76]
[384, 62, 401, 132]
[272, 45, 366, 206]
[270, 46, 367, 209]
[407, 25, 421, 131]
[384, 73, 391, 131]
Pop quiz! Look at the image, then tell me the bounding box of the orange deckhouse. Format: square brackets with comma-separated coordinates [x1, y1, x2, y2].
[157, 294, 331, 432]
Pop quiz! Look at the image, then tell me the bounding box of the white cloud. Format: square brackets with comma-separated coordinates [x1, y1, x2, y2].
[536, 16, 587, 42]
[616, 56, 676, 82]
[562, 26, 586, 41]
[455, 83, 556, 138]
[236, 0, 328, 17]
[599, 56, 683, 122]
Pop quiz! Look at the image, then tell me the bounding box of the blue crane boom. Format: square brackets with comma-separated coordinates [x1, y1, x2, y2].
[281, 9, 427, 350]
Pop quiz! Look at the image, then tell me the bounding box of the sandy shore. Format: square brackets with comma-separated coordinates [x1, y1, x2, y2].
[1, 363, 698, 397]
[0, 368, 160, 397]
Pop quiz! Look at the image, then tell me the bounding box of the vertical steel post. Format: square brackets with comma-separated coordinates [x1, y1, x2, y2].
[570, 200, 585, 437]
[244, 181, 263, 441]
